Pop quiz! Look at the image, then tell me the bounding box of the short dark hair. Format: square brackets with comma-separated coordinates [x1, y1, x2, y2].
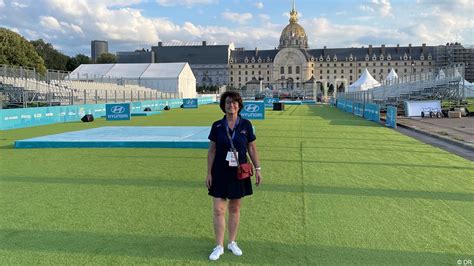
[219, 91, 243, 113]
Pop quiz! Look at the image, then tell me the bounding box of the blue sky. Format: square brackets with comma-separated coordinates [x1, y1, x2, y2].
[0, 0, 472, 56]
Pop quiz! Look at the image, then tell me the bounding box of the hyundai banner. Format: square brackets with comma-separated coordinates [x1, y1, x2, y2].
[183, 98, 198, 108]
[106, 103, 131, 121]
[240, 101, 265, 120]
[263, 98, 279, 108]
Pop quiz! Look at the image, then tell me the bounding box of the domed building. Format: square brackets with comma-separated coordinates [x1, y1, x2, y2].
[227, 2, 437, 96]
[123, 2, 441, 95]
[278, 3, 308, 49]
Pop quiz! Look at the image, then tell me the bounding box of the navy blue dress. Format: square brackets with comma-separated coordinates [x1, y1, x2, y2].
[208, 116, 256, 199]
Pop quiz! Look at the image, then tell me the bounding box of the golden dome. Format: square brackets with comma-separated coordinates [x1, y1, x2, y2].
[279, 2, 308, 49]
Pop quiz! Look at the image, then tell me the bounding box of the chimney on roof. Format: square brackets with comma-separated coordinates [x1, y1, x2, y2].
[396, 44, 400, 53]
[202, 41, 207, 46]
[369, 45, 373, 55]
[255, 47, 258, 56]
[422, 43, 427, 54]
[408, 43, 412, 54]
[381, 44, 385, 55]
[158, 41, 163, 47]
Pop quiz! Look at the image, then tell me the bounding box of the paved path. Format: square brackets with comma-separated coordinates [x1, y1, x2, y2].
[395, 116, 474, 161]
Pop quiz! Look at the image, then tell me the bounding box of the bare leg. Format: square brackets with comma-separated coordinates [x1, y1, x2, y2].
[228, 199, 241, 242]
[213, 197, 227, 246]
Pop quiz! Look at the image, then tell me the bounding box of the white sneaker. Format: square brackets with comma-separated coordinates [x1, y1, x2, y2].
[227, 241, 243, 256]
[209, 245, 224, 261]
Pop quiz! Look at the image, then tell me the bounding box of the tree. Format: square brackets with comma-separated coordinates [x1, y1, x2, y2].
[66, 53, 90, 71]
[96, 53, 116, 64]
[30, 39, 69, 71]
[0, 27, 46, 75]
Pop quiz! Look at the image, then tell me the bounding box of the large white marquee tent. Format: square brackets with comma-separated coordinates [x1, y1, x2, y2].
[347, 68, 381, 92]
[68, 63, 197, 98]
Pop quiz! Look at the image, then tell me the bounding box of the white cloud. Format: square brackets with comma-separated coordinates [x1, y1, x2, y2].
[156, 0, 217, 7]
[11, 1, 27, 8]
[40, 16, 62, 31]
[221, 12, 253, 25]
[254, 2, 263, 9]
[359, 0, 393, 18]
[0, 0, 5, 8]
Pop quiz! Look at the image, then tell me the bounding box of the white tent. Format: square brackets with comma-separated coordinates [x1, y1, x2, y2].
[347, 68, 381, 92]
[68, 63, 197, 98]
[386, 68, 398, 81]
[435, 69, 446, 80]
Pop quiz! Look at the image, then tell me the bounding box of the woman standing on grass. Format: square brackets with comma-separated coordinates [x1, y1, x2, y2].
[205, 91, 262, 261]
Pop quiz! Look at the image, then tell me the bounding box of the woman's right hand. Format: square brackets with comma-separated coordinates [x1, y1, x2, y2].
[205, 174, 212, 189]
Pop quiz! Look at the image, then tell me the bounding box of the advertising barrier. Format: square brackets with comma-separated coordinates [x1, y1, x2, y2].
[386, 106, 397, 128]
[364, 102, 380, 123]
[183, 98, 198, 108]
[241, 101, 265, 120]
[264, 98, 279, 108]
[353, 102, 364, 117]
[106, 103, 131, 121]
[0, 96, 214, 130]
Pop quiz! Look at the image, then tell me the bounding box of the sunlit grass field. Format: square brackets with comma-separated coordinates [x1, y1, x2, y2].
[0, 104, 472, 264]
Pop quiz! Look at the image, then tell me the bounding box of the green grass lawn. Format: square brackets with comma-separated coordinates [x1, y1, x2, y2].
[0, 104, 473, 264]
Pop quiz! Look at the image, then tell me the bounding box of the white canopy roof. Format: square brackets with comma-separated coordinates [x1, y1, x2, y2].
[386, 68, 399, 81]
[68, 62, 189, 80]
[347, 68, 381, 92]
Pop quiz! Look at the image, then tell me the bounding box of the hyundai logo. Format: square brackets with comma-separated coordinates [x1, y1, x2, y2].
[267, 99, 276, 104]
[185, 99, 194, 104]
[244, 104, 260, 112]
[111, 105, 125, 114]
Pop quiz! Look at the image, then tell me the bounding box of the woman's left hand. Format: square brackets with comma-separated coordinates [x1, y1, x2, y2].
[255, 170, 262, 186]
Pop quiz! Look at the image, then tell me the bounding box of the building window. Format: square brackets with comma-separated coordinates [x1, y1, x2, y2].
[395, 62, 398, 66]
[245, 77, 248, 82]
[288, 66, 292, 74]
[350, 69, 353, 74]
[327, 63, 330, 67]
[258, 71, 261, 75]
[267, 77, 270, 81]
[320, 76, 323, 79]
[341, 63, 344, 67]
[404, 69, 407, 73]
[333, 69, 337, 74]
[230, 71, 233, 75]
[341, 75, 344, 79]
[230, 77, 233, 82]
[280, 66, 284, 74]
[380, 62, 383, 66]
[252, 65, 255, 68]
[388, 62, 391, 66]
[358, 63, 361, 67]
[359, 69, 361, 73]
[341, 69, 344, 73]
[350, 63, 353, 67]
[320, 70, 323, 74]
[296, 66, 300, 74]
[366, 63, 369, 66]
[373, 62, 376, 66]
[327, 70, 330, 74]
[245, 71, 248, 75]
[258, 65, 261, 68]
[238, 77, 241, 82]
[238, 65, 241, 68]
[252, 71, 255, 75]
[350, 75, 353, 80]
[311, 70, 314, 74]
[320, 64, 323, 67]
[267, 70, 270, 74]
[334, 63, 337, 67]
[238, 71, 241, 75]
